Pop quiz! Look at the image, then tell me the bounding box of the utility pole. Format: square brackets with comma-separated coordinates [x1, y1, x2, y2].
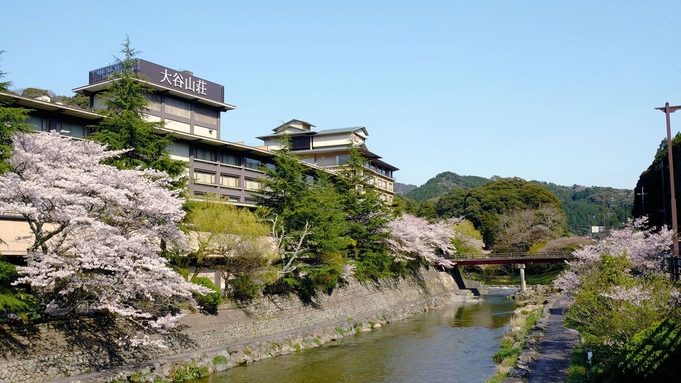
[655, 102, 681, 279]
[602, 195, 607, 238]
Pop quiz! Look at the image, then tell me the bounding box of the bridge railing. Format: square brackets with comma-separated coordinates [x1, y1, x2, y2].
[446, 251, 573, 260]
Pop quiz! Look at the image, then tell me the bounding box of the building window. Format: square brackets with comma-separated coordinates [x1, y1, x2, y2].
[221, 175, 239, 188]
[194, 171, 215, 184]
[245, 179, 261, 190]
[27, 116, 47, 132]
[291, 136, 310, 150]
[301, 157, 313, 164]
[336, 155, 350, 165]
[195, 147, 216, 162]
[222, 153, 240, 166]
[165, 96, 191, 118]
[245, 158, 261, 170]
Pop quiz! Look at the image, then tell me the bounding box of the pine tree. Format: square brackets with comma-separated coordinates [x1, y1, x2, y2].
[88, 37, 185, 180]
[335, 147, 395, 280]
[0, 50, 31, 174]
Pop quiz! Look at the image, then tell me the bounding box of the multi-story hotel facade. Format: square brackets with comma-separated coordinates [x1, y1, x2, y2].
[0, 59, 398, 257]
[257, 119, 399, 204]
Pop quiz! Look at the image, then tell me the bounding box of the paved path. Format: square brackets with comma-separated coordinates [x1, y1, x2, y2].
[527, 296, 581, 383]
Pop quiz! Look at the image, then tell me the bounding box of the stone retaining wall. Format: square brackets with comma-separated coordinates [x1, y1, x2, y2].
[1, 267, 473, 383]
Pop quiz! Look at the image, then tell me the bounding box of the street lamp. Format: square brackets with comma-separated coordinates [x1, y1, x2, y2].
[655, 103, 681, 270]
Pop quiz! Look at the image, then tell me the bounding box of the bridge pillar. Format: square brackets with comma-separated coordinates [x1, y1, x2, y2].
[518, 264, 526, 292]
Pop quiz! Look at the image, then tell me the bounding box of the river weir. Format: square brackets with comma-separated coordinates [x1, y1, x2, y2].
[193, 288, 518, 383]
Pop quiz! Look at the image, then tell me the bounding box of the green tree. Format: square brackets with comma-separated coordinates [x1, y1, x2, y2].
[433, 178, 564, 250]
[20, 87, 50, 99]
[450, 219, 485, 256]
[335, 147, 395, 280]
[182, 198, 277, 301]
[436, 188, 468, 218]
[88, 37, 185, 179]
[0, 51, 31, 174]
[255, 139, 350, 296]
[634, 133, 681, 230]
[392, 194, 420, 216]
[54, 93, 90, 109]
[0, 256, 40, 322]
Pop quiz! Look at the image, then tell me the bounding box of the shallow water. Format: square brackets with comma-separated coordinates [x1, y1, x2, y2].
[194, 290, 517, 383]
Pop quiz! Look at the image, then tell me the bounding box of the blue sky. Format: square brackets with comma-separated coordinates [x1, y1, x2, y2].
[2, 1, 681, 190]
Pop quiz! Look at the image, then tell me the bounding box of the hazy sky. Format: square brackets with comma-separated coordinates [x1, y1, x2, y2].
[2, 1, 681, 189]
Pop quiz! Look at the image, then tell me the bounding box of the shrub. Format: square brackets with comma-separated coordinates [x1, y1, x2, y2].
[191, 277, 222, 314]
[229, 275, 260, 302]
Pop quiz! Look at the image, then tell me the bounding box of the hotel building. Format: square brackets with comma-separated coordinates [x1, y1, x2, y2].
[0, 60, 398, 256]
[257, 119, 398, 203]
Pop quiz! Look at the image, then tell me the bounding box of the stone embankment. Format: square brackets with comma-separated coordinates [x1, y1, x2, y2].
[0, 267, 476, 383]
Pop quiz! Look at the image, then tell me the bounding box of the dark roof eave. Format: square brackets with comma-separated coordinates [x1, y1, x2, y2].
[0, 91, 103, 121]
[72, 80, 236, 112]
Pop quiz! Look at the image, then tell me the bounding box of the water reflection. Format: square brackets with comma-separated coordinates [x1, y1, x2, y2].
[195, 292, 516, 383]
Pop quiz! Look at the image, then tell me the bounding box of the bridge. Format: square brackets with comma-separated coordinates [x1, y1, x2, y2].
[445, 252, 571, 266]
[443, 252, 572, 292]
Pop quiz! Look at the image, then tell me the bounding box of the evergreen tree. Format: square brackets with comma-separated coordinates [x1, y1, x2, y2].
[0, 51, 31, 174]
[335, 148, 395, 279]
[255, 138, 350, 295]
[88, 38, 185, 180]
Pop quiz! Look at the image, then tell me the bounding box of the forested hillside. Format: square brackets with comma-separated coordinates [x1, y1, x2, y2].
[396, 174, 633, 236]
[403, 171, 490, 201]
[537, 183, 633, 236]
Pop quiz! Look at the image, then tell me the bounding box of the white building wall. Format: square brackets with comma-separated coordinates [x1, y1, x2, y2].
[313, 134, 352, 148]
[165, 119, 191, 133]
[194, 125, 218, 139]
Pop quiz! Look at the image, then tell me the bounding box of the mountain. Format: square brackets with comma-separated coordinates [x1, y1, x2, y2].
[403, 171, 490, 202]
[536, 182, 634, 236]
[394, 182, 417, 195]
[397, 172, 633, 236]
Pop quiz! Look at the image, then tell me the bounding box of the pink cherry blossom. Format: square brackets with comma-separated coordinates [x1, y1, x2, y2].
[0, 132, 209, 332]
[385, 214, 457, 268]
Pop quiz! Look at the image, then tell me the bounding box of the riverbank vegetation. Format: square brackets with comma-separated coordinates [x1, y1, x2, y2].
[486, 302, 544, 383]
[555, 218, 681, 382]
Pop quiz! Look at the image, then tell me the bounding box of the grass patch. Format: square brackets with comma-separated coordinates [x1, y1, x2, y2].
[212, 355, 228, 365]
[567, 345, 602, 383]
[170, 363, 209, 382]
[485, 306, 543, 382]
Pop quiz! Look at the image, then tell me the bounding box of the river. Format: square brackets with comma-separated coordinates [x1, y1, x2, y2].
[192, 288, 518, 383]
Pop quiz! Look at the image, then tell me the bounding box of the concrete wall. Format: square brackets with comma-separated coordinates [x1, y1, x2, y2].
[0, 267, 472, 383]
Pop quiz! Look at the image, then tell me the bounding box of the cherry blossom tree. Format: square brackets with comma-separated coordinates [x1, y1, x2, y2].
[554, 217, 673, 292]
[554, 218, 681, 380]
[385, 214, 457, 268]
[0, 131, 209, 332]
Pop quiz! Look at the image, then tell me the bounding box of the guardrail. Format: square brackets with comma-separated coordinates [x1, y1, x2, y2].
[446, 252, 573, 260]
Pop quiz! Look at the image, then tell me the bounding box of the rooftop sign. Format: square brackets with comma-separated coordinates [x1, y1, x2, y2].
[88, 59, 224, 104]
